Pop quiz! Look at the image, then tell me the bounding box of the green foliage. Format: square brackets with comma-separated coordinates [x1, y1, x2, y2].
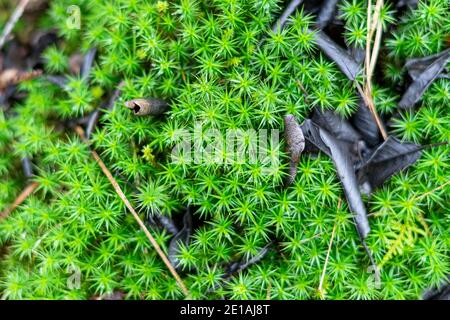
[0, 0, 449, 300]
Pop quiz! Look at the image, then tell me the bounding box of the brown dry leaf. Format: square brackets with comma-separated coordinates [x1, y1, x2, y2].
[0, 68, 42, 90]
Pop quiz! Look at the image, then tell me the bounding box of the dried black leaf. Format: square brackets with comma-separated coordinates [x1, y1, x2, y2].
[356, 136, 423, 194]
[405, 49, 449, 81]
[81, 48, 96, 81]
[85, 110, 100, 139]
[168, 208, 192, 270]
[157, 214, 179, 236]
[124, 98, 168, 116]
[300, 119, 332, 156]
[423, 276, 450, 300]
[27, 31, 59, 68]
[207, 242, 273, 295]
[226, 241, 273, 276]
[234, 242, 272, 272]
[312, 109, 368, 161]
[85, 83, 123, 139]
[351, 98, 381, 147]
[348, 46, 366, 65]
[399, 48, 450, 109]
[319, 128, 371, 239]
[313, 29, 361, 81]
[395, 0, 419, 9]
[312, 109, 362, 144]
[45, 75, 68, 89]
[284, 115, 305, 185]
[316, 0, 340, 29]
[271, 0, 304, 32]
[21, 157, 33, 179]
[301, 120, 370, 239]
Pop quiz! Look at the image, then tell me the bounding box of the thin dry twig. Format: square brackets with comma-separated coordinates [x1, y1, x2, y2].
[368, 179, 450, 218]
[318, 198, 341, 299]
[0, 181, 39, 220]
[0, 0, 31, 50]
[74, 126, 190, 298]
[266, 282, 272, 300]
[361, 0, 388, 140]
[415, 179, 450, 201]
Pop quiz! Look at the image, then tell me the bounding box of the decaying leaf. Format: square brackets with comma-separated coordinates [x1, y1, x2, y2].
[316, 0, 340, 29]
[284, 115, 305, 185]
[124, 98, 168, 116]
[399, 48, 450, 109]
[0, 68, 42, 90]
[81, 48, 97, 80]
[423, 275, 450, 300]
[69, 53, 83, 75]
[168, 208, 192, 270]
[356, 136, 423, 194]
[351, 98, 381, 147]
[395, 0, 419, 9]
[319, 128, 371, 239]
[45, 75, 68, 89]
[312, 109, 368, 161]
[312, 109, 362, 145]
[313, 29, 362, 81]
[226, 242, 272, 276]
[157, 214, 179, 236]
[21, 157, 33, 179]
[271, 0, 304, 32]
[301, 120, 370, 239]
[349, 46, 366, 65]
[405, 49, 450, 81]
[85, 81, 123, 139]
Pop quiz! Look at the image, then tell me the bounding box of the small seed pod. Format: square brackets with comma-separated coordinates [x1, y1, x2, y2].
[124, 98, 168, 116]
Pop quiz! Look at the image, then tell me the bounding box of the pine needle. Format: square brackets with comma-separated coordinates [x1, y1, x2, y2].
[318, 198, 341, 299]
[74, 126, 191, 298]
[361, 0, 388, 140]
[415, 179, 450, 201]
[0, 181, 39, 220]
[0, 0, 31, 50]
[369, 179, 450, 218]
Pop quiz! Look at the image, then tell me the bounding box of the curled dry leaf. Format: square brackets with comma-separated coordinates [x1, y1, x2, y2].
[271, 0, 304, 32]
[313, 29, 362, 81]
[319, 128, 371, 239]
[157, 214, 179, 236]
[81, 48, 97, 80]
[168, 208, 192, 270]
[351, 98, 381, 147]
[284, 115, 305, 185]
[316, 0, 340, 29]
[312, 109, 368, 161]
[207, 242, 273, 295]
[301, 120, 370, 239]
[405, 48, 450, 82]
[124, 98, 168, 116]
[21, 157, 33, 179]
[45, 75, 68, 89]
[399, 48, 450, 109]
[0, 68, 42, 90]
[356, 136, 423, 194]
[348, 46, 366, 65]
[423, 275, 450, 300]
[312, 109, 362, 145]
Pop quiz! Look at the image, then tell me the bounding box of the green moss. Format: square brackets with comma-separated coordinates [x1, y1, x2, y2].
[0, 0, 449, 300]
